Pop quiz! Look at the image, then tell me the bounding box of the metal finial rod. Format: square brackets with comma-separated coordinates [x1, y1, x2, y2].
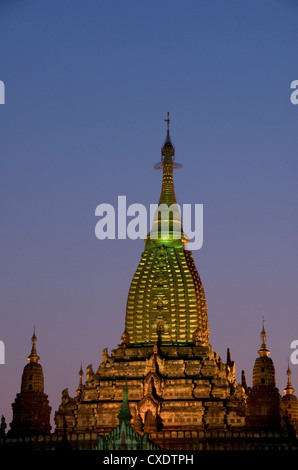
[164, 112, 170, 133]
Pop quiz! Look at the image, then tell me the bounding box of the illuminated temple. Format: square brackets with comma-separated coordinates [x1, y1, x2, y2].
[1, 118, 298, 450]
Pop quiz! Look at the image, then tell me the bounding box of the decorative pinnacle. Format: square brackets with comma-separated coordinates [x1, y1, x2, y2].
[77, 363, 84, 395]
[154, 112, 182, 169]
[284, 359, 295, 395]
[28, 327, 40, 363]
[164, 112, 170, 133]
[148, 113, 187, 247]
[162, 112, 175, 158]
[75, 363, 84, 397]
[258, 317, 270, 357]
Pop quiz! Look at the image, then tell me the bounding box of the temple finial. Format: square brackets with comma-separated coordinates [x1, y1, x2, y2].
[28, 327, 40, 363]
[164, 112, 170, 133]
[76, 363, 84, 396]
[258, 317, 270, 357]
[149, 114, 187, 247]
[161, 112, 175, 158]
[284, 359, 295, 395]
[261, 316, 266, 343]
[79, 362, 84, 386]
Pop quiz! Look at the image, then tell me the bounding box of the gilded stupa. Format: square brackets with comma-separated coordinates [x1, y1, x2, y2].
[54, 115, 247, 449]
[124, 113, 209, 346]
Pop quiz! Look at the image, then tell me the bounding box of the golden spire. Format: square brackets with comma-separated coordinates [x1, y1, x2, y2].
[159, 112, 177, 208]
[27, 327, 40, 363]
[284, 360, 295, 396]
[148, 113, 187, 246]
[125, 116, 209, 345]
[258, 318, 270, 357]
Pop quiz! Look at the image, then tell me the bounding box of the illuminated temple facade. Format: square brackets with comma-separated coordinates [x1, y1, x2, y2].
[1, 119, 298, 450]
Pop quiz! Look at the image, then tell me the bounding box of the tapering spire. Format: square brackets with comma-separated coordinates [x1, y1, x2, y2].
[258, 318, 270, 357]
[284, 360, 295, 396]
[161, 112, 175, 158]
[165, 112, 170, 133]
[79, 362, 83, 379]
[125, 118, 209, 345]
[148, 113, 187, 246]
[27, 327, 40, 363]
[76, 363, 84, 396]
[159, 112, 177, 207]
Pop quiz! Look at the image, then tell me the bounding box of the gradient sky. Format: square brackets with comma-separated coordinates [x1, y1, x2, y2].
[0, 0, 297, 430]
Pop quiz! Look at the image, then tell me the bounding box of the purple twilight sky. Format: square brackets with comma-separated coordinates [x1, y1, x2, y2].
[0, 0, 298, 429]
